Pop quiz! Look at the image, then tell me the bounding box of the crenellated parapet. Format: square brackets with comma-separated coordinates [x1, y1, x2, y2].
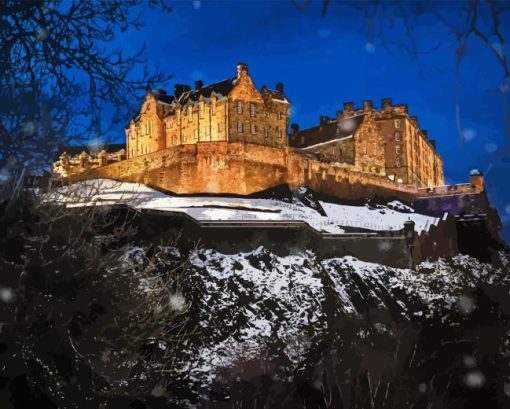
[52, 148, 126, 178]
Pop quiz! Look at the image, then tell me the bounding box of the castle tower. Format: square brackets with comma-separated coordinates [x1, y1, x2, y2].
[469, 167, 484, 193]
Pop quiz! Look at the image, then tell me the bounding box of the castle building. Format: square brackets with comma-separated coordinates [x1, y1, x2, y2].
[289, 99, 444, 188]
[54, 63, 445, 193]
[125, 63, 290, 158]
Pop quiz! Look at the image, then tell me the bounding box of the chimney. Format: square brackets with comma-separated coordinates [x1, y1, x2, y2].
[428, 139, 436, 149]
[343, 102, 354, 112]
[320, 115, 332, 125]
[363, 100, 373, 111]
[291, 123, 299, 135]
[422, 129, 429, 139]
[195, 80, 203, 90]
[174, 84, 191, 98]
[276, 82, 284, 93]
[154, 88, 167, 95]
[237, 63, 249, 79]
[381, 98, 392, 109]
[410, 115, 418, 123]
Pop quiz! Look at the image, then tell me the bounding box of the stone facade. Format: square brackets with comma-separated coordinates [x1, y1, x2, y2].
[53, 63, 459, 201]
[125, 64, 290, 159]
[290, 99, 445, 188]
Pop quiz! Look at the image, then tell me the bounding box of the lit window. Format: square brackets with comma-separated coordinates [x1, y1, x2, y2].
[277, 112, 282, 120]
[250, 103, 256, 117]
[395, 131, 401, 141]
[251, 124, 257, 134]
[277, 127, 282, 139]
[396, 159, 401, 167]
[395, 119, 400, 129]
[396, 145, 401, 154]
[237, 122, 243, 133]
[237, 101, 242, 114]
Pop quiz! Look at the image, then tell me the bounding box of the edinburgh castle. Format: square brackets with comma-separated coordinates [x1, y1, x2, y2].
[54, 63, 483, 202]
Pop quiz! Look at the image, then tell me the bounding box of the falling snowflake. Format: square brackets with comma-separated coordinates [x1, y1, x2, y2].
[457, 295, 475, 315]
[339, 118, 357, 132]
[36, 27, 49, 42]
[485, 142, 498, 153]
[169, 292, 186, 313]
[464, 370, 485, 389]
[463, 128, 476, 141]
[318, 29, 330, 38]
[504, 382, 510, 397]
[88, 137, 104, 153]
[0, 168, 10, 185]
[0, 287, 14, 303]
[151, 384, 167, 397]
[22, 121, 36, 136]
[463, 355, 476, 368]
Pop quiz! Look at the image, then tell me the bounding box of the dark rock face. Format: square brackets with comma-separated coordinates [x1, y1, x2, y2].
[1, 199, 510, 409]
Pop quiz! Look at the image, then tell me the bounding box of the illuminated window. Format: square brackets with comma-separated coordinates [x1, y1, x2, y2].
[277, 127, 282, 139]
[251, 124, 257, 134]
[396, 145, 401, 154]
[237, 122, 243, 133]
[277, 112, 282, 120]
[395, 119, 401, 129]
[396, 159, 401, 167]
[250, 103, 256, 117]
[237, 101, 242, 114]
[395, 131, 401, 141]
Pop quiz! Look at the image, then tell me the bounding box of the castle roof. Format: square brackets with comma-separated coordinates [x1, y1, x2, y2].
[177, 77, 237, 106]
[291, 114, 364, 148]
[262, 87, 289, 103]
[154, 93, 175, 105]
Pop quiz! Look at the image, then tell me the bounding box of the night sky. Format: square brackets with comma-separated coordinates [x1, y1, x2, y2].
[117, 0, 510, 242]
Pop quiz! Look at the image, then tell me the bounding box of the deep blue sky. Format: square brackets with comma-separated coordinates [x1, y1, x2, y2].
[118, 0, 510, 240]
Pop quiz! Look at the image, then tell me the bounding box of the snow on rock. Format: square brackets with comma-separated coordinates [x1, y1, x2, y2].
[45, 178, 439, 234]
[320, 201, 437, 232]
[160, 247, 510, 402]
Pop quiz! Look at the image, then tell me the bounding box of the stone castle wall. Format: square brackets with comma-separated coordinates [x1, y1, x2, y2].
[68, 142, 422, 202]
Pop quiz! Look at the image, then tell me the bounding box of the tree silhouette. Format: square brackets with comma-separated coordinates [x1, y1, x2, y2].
[0, 0, 171, 200]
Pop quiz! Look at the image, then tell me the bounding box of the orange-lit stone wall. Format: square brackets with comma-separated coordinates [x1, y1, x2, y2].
[68, 142, 421, 201]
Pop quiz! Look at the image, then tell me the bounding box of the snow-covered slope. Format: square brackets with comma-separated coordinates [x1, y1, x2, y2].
[45, 179, 440, 233]
[115, 245, 510, 405]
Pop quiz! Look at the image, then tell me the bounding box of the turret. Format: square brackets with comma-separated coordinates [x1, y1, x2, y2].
[469, 167, 484, 192]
